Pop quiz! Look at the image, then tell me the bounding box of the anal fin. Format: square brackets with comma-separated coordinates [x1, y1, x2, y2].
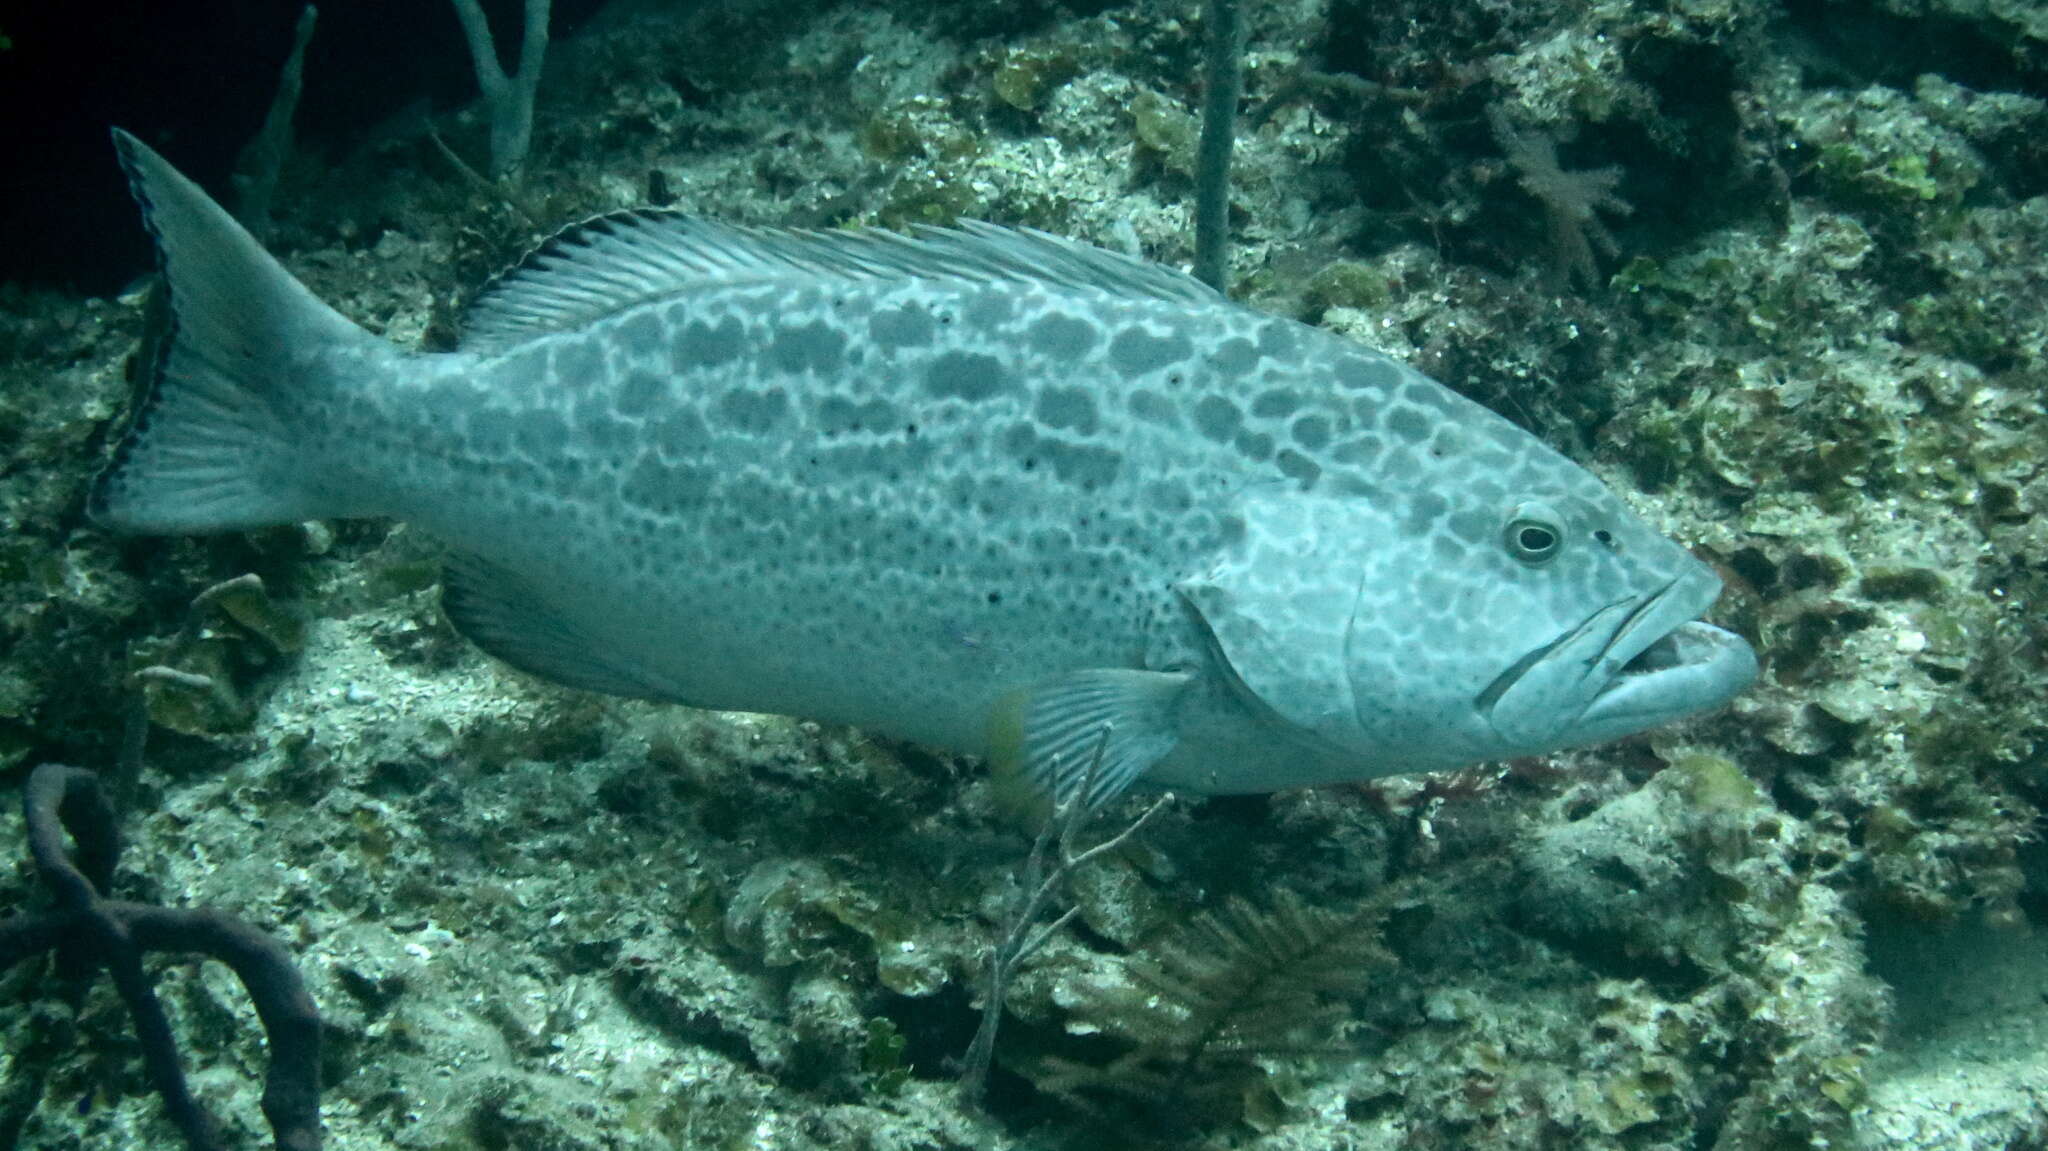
[441, 553, 699, 704]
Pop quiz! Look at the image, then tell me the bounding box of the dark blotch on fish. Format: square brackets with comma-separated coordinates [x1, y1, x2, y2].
[1109, 326, 1191, 376]
[925, 351, 1009, 400]
[870, 303, 936, 349]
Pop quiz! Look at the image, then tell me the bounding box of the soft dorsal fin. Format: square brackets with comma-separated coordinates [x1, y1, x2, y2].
[461, 211, 1220, 355]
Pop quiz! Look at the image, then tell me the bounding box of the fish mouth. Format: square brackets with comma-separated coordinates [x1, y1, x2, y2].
[1572, 574, 1758, 736]
[1480, 569, 1758, 750]
[1595, 618, 1754, 704]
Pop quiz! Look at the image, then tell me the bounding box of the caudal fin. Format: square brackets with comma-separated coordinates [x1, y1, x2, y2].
[92, 128, 392, 534]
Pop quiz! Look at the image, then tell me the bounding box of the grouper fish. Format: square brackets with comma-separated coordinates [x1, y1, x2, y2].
[93, 129, 1757, 807]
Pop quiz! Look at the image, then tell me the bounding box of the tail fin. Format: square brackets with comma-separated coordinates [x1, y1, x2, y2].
[92, 128, 394, 534]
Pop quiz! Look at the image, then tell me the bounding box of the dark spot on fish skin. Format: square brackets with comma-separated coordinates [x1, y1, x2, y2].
[615, 369, 667, 417]
[553, 339, 603, 385]
[1235, 430, 1274, 461]
[1028, 313, 1099, 361]
[1386, 406, 1431, 443]
[514, 409, 570, 458]
[924, 351, 1009, 400]
[1194, 395, 1240, 442]
[1109, 326, 1192, 377]
[1129, 389, 1179, 427]
[1210, 337, 1257, 375]
[675, 317, 745, 370]
[1251, 389, 1301, 419]
[622, 455, 715, 511]
[1333, 353, 1400, 394]
[1291, 414, 1332, 450]
[615, 311, 665, 359]
[769, 322, 847, 376]
[1035, 386, 1099, 435]
[870, 303, 935, 349]
[1276, 449, 1321, 488]
[717, 386, 790, 435]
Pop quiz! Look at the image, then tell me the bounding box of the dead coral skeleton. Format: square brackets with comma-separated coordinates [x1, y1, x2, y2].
[958, 727, 1173, 1104]
[447, 0, 551, 180]
[126, 572, 302, 751]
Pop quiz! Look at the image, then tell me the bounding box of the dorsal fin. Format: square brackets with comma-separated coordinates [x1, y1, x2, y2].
[460, 211, 1219, 355]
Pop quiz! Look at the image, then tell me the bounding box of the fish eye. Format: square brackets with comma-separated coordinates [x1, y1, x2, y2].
[1504, 508, 1565, 564]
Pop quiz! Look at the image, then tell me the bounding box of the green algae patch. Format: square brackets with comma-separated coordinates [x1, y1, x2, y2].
[992, 47, 1079, 112]
[1303, 260, 1392, 321]
[1672, 753, 1764, 814]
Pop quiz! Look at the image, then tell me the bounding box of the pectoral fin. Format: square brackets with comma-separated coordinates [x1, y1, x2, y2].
[988, 668, 1189, 817]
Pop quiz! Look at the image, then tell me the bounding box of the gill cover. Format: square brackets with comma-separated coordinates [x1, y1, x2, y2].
[1175, 490, 1377, 756]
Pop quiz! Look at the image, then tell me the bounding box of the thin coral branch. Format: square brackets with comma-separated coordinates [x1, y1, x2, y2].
[959, 727, 1172, 1103]
[1490, 108, 1633, 291]
[232, 5, 318, 234]
[1193, 0, 1245, 292]
[0, 764, 323, 1151]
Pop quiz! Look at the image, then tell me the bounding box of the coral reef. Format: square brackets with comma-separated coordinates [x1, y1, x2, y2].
[0, 0, 2044, 1147]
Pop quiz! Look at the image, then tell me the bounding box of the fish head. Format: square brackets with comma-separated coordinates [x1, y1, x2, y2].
[1417, 483, 1760, 763]
[1178, 419, 1756, 778]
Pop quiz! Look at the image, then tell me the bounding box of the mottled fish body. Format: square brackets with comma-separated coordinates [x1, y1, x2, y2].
[95, 130, 1756, 805]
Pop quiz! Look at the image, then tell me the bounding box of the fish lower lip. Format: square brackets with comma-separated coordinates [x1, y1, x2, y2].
[1594, 619, 1756, 702]
[1479, 592, 1757, 750]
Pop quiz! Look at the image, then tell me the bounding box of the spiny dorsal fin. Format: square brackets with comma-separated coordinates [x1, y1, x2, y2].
[461, 211, 1219, 355]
